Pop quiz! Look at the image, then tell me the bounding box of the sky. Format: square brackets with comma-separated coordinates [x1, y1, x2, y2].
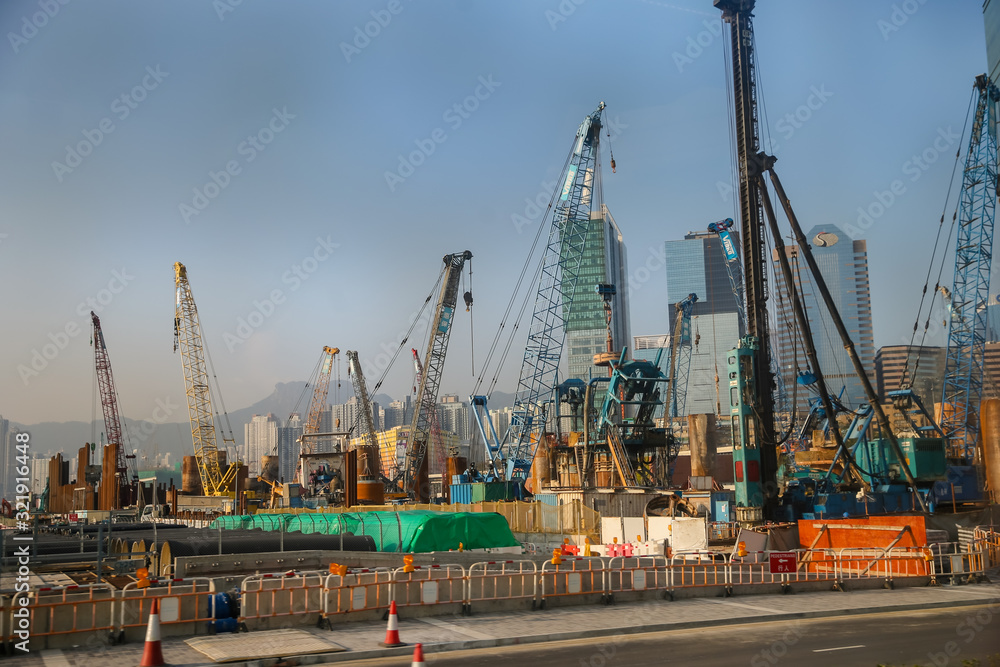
[0, 0, 990, 427]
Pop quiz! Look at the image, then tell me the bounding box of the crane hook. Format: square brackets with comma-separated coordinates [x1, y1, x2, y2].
[464, 290, 473, 312]
[610, 157, 616, 173]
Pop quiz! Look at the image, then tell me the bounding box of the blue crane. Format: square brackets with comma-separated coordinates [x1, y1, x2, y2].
[665, 293, 698, 432]
[941, 74, 1000, 460]
[472, 102, 608, 484]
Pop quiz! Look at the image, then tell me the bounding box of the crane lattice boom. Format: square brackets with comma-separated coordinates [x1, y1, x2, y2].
[91, 311, 134, 508]
[304, 346, 339, 453]
[173, 262, 238, 496]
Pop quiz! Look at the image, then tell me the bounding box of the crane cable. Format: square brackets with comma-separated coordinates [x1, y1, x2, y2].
[472, 127, 579, 399]
[899, 87, 975, 390]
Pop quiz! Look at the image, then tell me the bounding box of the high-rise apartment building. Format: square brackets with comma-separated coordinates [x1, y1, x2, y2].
[277, 413, 303, 483]
[563, 205, 630, 381]
[771, 224, 875, 412]
[244, 413, 279, 477]
[663, 230, 743, 415]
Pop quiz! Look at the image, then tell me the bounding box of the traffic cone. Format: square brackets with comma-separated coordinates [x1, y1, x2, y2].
[411, 643, 425, 666]
[139, 597, 166, 666]
[379, 600, 405, 647]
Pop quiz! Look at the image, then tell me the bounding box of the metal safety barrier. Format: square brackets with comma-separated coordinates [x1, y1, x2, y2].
[669, 552, 730, 590]
[117, 577, 216, 643]
[466, 560, 538, 612]
[538, 557, 605, 608]
[321, 567, 393, 620]
[238, 571, 326, 628]
[974, 528, 1000, 568]
[390, 564, 466, 609]
[605, 556, 668, 601]
[928, 542, 988, 584]
[26, 583, 116, 649]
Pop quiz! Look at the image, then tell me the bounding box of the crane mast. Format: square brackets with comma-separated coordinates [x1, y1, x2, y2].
[402, 251, 472, 499]
[941, 74, 1000, 460]
[173, 262, 239, 496]
[91, 311, 135, 509]
[304, 346, 339, 453]
[346, 350, 382, 481]
[716, 0, 779, 521]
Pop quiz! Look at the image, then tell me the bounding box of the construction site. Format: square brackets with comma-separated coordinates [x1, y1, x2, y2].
[3, 1, 1000, 665]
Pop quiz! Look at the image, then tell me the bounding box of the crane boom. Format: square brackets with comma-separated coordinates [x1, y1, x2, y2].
[346, 350, 382, 480]
[941, 74, 1000, 459]
[402, 251, 472, 498]
[173, 262, 239, 496]
[304, 346, 339, 452]
[91, 311, 134, 509]
[479, 102, 607, 481]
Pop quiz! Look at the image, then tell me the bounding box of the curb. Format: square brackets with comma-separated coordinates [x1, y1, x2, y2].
[236, 592, 1000, 666]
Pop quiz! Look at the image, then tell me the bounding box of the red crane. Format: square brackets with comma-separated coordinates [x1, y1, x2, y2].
[91, 311, 135, 509]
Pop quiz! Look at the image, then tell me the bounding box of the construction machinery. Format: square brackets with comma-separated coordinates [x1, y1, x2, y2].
[401, 251, 473, 500]
[715, 0, 927, 522]
[940, 74, 1000, 460]
[345, 350, 384, 504]
[304, 346, 340, 453]
[173, 262, 240, 497]
[473, 102, 609, 487]
[664, 294, 698, 439]
[90, 311, 137, 509]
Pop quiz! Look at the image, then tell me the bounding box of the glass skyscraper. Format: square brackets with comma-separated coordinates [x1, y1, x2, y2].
[771, 223, 875, 413]
[663, 230, 744, 416]
[564, 204, 630, 381]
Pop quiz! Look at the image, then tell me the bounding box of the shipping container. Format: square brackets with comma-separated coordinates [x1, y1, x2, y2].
[483, 481, 517, 501]
[450, 483, 473, 505]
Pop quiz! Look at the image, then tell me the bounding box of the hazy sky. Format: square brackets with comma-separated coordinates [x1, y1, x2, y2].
[0, 0, 989, 426]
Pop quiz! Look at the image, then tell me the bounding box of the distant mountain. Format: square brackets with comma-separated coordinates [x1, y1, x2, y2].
[13, 384, 511, 462]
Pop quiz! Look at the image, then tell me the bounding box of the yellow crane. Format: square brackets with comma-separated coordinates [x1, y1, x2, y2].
[304, 346, 340, 452]
[173, 262, 240, 496]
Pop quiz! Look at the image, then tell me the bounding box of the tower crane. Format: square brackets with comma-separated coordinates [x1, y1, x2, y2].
[401, 251, 473, 500]
[940, 74, 1000, 460]
[91, 312, 137, 509]
[472, 102, 608, 484]
[173, 262, 240, 497]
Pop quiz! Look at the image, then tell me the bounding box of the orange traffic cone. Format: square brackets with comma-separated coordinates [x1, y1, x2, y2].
[139, 597, 166, 666]
[411, 643, 426, 666]
[379, 600, 405, 647]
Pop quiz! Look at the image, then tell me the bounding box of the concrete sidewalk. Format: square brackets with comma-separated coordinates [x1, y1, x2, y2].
[11, 576, 1000, 667]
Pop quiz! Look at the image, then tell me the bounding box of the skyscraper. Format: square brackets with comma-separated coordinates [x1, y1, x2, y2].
[771, 224, 875, 412]
[564, 204, 630, 381]
[277, 413, 303, 483]
[663, 230, 743, 415]
[244, 413, 279, 477]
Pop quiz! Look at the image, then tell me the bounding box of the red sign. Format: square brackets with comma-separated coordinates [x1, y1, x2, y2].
[68, 513, 79, 523]
[769, 551, 796, 574]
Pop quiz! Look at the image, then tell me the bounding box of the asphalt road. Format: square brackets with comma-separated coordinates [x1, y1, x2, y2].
[332, 605, 1000, 667]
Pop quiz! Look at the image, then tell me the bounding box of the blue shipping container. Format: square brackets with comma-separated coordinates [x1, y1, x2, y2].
[450, 483, 474, 505]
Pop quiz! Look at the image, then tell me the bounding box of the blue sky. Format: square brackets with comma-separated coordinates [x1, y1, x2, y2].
[0, 0, 989, 425]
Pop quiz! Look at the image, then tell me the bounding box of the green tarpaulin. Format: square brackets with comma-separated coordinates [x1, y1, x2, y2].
[212, 510, 518, 552]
